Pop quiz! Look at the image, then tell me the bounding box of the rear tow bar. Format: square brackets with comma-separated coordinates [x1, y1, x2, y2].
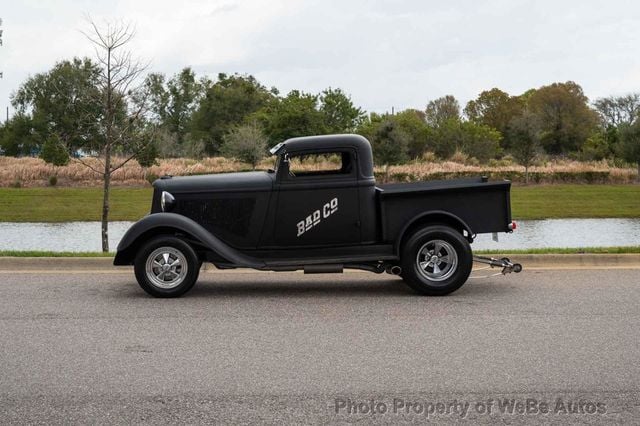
[471, 255, 523, 278]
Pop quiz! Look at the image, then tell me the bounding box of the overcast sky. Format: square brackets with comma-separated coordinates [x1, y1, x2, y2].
[1, 0, 640, 117]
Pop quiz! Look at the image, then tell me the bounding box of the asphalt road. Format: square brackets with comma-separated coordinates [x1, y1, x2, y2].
[0, 268, 639, 424]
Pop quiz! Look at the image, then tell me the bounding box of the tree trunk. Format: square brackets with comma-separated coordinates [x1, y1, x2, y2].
[101, 146, 111, 252]
[637, 162, 640, 183]
[524, 165, 529, 185]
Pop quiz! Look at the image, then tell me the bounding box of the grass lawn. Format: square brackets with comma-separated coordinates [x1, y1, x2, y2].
[0, 184, 638, 222]
[0, 187, 152, 222]
[511, 184, 640, 219]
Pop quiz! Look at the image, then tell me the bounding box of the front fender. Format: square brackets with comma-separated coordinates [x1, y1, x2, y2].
[114, 213, 264, 268]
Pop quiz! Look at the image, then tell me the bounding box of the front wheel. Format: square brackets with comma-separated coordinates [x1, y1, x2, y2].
[134, 236, 200, 298]
[400, 225, 472, 296]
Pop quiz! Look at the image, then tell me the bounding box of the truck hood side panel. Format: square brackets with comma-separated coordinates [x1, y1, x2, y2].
[151, 172, 275, 249]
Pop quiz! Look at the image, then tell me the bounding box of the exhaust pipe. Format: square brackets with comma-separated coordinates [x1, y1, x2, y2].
[385, 265, 402, 275]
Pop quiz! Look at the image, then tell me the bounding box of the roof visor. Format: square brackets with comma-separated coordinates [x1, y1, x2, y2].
[269, 142, 285, 155]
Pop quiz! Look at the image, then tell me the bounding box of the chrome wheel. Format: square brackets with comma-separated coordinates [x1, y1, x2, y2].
[416, 239, 458, 282]
[145, 246, 188, 289]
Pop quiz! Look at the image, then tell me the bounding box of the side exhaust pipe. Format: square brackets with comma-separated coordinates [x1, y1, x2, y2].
[386, 265, 402, 275]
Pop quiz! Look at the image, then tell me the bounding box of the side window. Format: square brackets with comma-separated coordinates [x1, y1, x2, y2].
[286, 151, 354, 178]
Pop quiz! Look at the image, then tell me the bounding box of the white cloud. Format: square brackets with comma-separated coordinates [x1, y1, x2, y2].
[1, 0, 640, 118]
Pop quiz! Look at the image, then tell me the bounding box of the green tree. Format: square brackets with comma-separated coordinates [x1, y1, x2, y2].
[391, 109, 432, 159]
[0, 114, 42, 156]
[318, 87, 365, 133]
[370, 120, 409, 181]
[425, 95, 460, 127]
[594, 94, 640, 127]
[428, 119, 501, 161]
[142, 67, 204, 149]
[618, 120, 640, 181]
[508, 111, 542, 184]
[458, 122, 502, 162]
[12, 57, 102, 153]
[464, 88, 524, 149]
[580, 132, 610, 161]
[40, 134, 69, 166]
[527, 81, 599, 155]
[221, 122, 268, 169]
[191, 73, 276, 154]
[428, 119, 460, 159]
[258, 90, 327, 145]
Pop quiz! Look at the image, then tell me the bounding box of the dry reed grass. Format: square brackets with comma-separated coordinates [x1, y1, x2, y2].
[0, 155, 636, 187]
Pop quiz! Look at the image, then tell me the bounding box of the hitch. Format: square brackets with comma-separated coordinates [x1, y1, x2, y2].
[473, 255, 523, 275]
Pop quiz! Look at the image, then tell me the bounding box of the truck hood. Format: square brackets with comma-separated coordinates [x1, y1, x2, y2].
[152, 171, 275, 194]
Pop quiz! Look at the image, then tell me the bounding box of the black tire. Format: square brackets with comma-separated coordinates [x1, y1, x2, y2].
[134, 236, 200, 298]
[400, 225, 472, 296]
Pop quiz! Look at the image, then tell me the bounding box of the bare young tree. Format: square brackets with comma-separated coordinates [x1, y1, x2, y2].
[81, 18, 153, 251]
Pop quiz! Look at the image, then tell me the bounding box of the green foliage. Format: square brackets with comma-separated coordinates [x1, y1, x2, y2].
[358, 111, 432, 160]
[594, 94, 640, 127]
[618, 120, 640, 178]
[48, 175, 58, 187]
[134, 138, 159, 168]
[464, 88, 524, 149]
[145, 172, 160, 185]
[425, 95, 460, 127]
[580, 132, 610, 161]
[319, 87, 366, 133]
[191, 73, 276, 154]
[141, 68, 204, 146]
[527, 81, 599, 155]
[508, 111, 542, 176]
[0, 113, 42, 156]
[12, 57, 102, 153]
[426, 119, 501, 161]
[221, 122, 268, 168]
[258, 90, 327, 145]
[370, 120, 410, 165]
[40, 134, 69, 166]
[391, 109, 432, 159]
[457, 122, 502, 161]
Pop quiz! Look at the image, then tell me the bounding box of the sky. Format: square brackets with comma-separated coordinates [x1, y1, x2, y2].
[1, 0, 640, 118]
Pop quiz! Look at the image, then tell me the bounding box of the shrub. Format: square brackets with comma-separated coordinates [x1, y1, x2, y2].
[146, 172, 159, 185]
[48, 175, 58, 186]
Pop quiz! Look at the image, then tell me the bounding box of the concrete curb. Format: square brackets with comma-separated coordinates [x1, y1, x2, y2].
[0, 254, 639, 272]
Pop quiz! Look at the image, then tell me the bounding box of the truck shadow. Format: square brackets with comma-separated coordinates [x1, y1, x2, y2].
[163, 278, 507, 299]
[184, 278, 414, 298]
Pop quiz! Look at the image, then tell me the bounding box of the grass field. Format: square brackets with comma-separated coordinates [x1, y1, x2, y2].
[0, 187, 151, 222]
[0, 184, 638, 222]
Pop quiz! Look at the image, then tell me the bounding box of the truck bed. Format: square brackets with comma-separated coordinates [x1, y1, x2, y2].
[377, 177, 512, 241]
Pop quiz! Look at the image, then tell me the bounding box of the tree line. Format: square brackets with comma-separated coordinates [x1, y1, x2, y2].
[2, 61, 640, 175]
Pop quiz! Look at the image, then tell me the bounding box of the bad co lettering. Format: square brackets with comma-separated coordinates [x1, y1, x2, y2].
[296, 197, 338, 237]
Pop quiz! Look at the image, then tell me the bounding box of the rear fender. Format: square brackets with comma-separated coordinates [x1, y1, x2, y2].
[113, 213, 264, 268]
[395, 210, 474, 255]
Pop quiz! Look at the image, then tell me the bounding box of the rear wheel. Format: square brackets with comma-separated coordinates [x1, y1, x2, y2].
[400, 225, 472, 295]
[134, 236, 200, 298]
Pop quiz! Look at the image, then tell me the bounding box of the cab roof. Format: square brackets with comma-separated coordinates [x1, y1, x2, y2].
[271, 134, 372, 155]
[271, 134, 374, 179]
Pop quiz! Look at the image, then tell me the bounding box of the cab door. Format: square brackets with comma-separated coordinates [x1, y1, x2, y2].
[273, 149, 361, 247]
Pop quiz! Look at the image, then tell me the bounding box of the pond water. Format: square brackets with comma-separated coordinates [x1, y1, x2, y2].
[0, 219, 639, 252]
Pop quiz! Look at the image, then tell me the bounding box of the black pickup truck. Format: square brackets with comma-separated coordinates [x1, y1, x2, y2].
[115, 134, 517, 297]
